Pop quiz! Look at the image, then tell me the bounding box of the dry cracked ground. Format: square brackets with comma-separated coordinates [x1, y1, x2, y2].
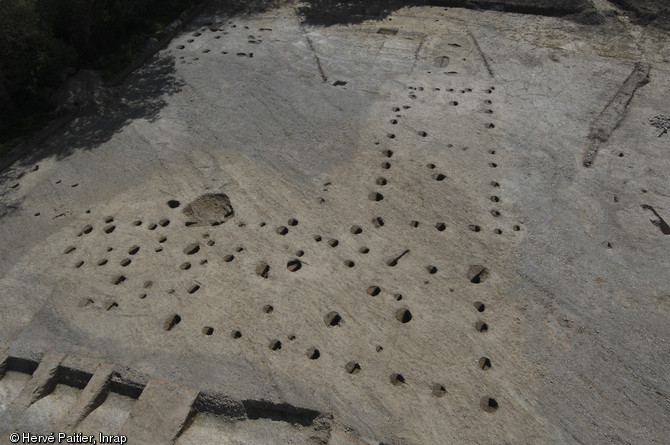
[0, 1, 669, 444]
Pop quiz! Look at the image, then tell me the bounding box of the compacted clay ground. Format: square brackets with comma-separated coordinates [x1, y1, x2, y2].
[0, 1, 668, 444]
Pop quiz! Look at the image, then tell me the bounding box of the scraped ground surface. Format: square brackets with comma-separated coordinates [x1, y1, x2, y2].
[0, 1, 669, 444]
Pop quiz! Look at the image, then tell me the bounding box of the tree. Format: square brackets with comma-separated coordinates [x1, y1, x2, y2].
[0, 0, 73, 135]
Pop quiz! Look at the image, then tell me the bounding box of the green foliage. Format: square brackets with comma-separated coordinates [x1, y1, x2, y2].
[0, 0, 201, 155]
[0, 0, 73, 144]
[0, 1, 74, 103]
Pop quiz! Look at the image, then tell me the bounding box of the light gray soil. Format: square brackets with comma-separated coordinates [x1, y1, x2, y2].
[0, 1, 668, 444]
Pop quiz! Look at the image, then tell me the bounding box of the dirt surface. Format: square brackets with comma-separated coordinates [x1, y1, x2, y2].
[0, 1, 669, 444]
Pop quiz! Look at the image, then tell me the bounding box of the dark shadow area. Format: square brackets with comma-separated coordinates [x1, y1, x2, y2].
[57, 365, 94, 390]
[56, 54, 184, 159]
[109, 377, 145, 399]
[0, 52, 180, 224]
[297, 0, 603, 27]
[0, 0, 620, 182]
[0, 198, 21, 220]
[6, 356, 40, 375]
[0, 0, 285, 174]
[607, 0, 670, 29]
[0, 0, 607, 176]
[214, 0, 294, 16]
[209, 0, 600, 26]
[195, 392, 246, 418]
[0, 0, 204, 160]
[1, 53, 183, 171]
[243, 399, 323, 426]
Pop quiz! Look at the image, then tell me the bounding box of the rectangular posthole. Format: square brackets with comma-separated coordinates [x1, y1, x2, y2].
[377, 27, 398, 35]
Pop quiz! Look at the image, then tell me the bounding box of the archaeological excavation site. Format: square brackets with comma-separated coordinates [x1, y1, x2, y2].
[0, 0, 668, 443]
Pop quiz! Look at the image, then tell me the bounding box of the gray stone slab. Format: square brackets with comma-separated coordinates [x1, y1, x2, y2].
[0, 348, 8, 380]
[61, 362, 114, 432]
[12, 350, 65, 409]
[121, 380, 199, 445]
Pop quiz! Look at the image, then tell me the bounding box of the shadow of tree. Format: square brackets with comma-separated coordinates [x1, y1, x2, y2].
[0, 0, 602, 178]
[0, 0, 289, 175]
[0, 52, 182, 217]
[607, 0, 670, 29]
[220, 0, 294, 15]
[0, 51, 183, 183]
[54, 53, 182, 162]
[297, 0, 600, 27]
[298, 0, 424, 26]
